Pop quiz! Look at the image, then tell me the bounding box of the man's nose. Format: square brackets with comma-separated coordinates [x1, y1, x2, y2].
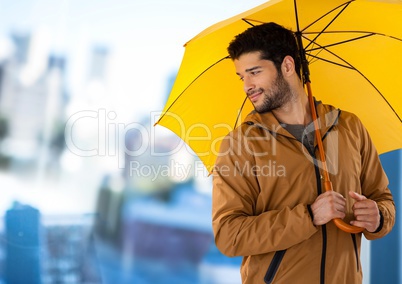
[243, 77, 254, 93]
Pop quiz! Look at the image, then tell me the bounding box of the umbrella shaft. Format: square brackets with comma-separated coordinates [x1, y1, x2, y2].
[307, 82, 364, 234]
[306, 82, 330, 182]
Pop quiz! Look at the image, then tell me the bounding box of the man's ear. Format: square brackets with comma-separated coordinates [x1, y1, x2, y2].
[281, 55, 295, 76]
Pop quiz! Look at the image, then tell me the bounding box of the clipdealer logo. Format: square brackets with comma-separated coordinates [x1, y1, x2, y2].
[128, 160, 210, 181]
[63, 108, 340, 176]
[213, 160, 286, 178]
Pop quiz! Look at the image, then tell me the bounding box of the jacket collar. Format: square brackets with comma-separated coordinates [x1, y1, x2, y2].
[245, 99, 340, 139]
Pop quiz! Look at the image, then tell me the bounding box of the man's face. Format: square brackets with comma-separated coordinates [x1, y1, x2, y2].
[234, 51, 291, 113]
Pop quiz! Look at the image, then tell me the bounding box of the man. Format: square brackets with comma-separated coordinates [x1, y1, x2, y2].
[212, 22, 395, 284]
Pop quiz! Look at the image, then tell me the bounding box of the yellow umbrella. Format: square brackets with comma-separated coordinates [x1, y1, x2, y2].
[156, 0, 402, 175]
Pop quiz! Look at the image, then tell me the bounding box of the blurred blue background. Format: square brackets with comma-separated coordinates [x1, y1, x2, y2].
[0, 1, 399, 283]
[0, 1, 265, 283]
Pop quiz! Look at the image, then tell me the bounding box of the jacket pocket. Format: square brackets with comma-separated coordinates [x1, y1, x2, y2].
[264, 250, 286, 284]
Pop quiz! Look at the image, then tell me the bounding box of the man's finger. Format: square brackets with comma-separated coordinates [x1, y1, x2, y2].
[349, 191, 367, 201]
[350, 220, 367, 229]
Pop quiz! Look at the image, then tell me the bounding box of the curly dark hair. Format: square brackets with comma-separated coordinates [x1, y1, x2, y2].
[227, 22, 302, 79]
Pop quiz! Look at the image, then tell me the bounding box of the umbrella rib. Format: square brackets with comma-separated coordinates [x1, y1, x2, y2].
[306, 42, 402, 123]
[303, 1, 352, 50]
[303, 31, 402, 66]
[242, 18, 258, 27]
[307, 54, 353, 69]
[156, 56, 231, 125]
[305, 32, 374, 52]
[305, 31, 402, 53]
[234, 96, 249, 129]
[302, 1, 353, 32]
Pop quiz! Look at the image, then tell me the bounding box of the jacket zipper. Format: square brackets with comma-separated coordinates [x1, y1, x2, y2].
[351, 234, 360, 271]
[246, 110, 340, 284]
[288, 138, 327, 284]
[313, 159, 326, 284]
[264, 250, 286, 284]
[295, 129, 327, 284]
[312, 110, 340, 284]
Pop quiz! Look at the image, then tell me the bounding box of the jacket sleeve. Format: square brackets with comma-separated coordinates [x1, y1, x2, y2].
[355, 116, 396, 240]
[212, 128, 318, 257]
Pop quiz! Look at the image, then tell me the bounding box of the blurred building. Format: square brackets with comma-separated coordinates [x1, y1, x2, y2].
[42, 215, 101, 284]
[88, 46, 109, 82]
[0, 204, 101, 284]
[94, 174, 125, 245]
[0, 31, 68, 177]
[4, 203, 42, 284]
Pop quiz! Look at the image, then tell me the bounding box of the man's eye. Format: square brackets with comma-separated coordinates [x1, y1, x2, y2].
[239, 77, 244, 81]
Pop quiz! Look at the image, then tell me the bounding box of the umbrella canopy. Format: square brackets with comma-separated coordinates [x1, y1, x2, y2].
[155, 0, 402, 173]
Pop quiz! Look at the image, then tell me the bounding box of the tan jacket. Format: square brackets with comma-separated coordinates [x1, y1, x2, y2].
[212, 102, 395, 284]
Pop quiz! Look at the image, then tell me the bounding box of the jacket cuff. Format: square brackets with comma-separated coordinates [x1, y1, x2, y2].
[307, 204, 314, 223]
[372, 209, 384, 234]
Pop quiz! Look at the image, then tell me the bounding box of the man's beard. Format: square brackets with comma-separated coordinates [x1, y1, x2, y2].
[253, 71, 292, 113]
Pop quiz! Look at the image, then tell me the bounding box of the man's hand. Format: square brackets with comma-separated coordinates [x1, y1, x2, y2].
[349, 191, 381, 233]
[311, 191, 346, 226]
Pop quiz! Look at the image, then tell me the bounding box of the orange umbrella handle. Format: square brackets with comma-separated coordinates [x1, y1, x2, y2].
[333, 219, 364, 234]
[323, 181, 365, 234]
[307, 82, 364, 234]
